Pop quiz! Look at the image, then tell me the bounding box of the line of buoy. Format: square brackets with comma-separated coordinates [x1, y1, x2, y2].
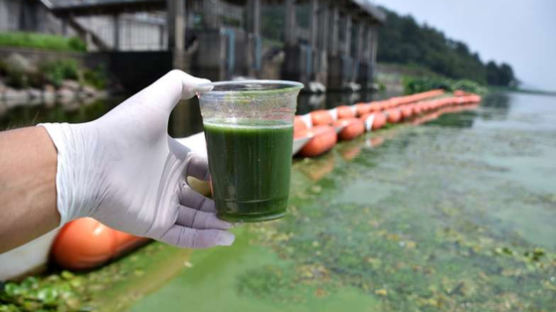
[293, 90, 481, 157]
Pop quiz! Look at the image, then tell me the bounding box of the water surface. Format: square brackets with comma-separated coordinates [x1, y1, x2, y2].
[2, 91, 555, 311]
[127, 92, 555, 311]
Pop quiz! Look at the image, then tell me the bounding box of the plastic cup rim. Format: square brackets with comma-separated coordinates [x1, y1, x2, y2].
[197, 80, 304, 96]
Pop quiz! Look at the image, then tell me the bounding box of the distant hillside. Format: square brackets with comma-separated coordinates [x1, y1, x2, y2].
[377, 7, 516, 87]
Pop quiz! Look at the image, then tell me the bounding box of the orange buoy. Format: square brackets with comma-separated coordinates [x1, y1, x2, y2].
[469, 94, 481, 103]
[381, 101, 391, 110]
[384, 109, 402, 123]
[310, 110, 334, 126]
[440, 98, 452, 107]
[369, 102, 381, 112]
[400, 105, 413, 120]
[363, 112, 386, 130]
[359, 113, 374, 132]
[334, 118, 365, 140]
[298, 125, 337, 157]
[336, 105, 356, 119]
[355, 103, 372, 116]
[51, 218, 149, 270]
[387, 98, 400, 108]
[412, 104, 422, 115]
[454, 90, 466, 97]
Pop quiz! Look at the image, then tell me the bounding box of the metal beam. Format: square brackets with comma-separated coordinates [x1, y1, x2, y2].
[50, 0, 165, 17]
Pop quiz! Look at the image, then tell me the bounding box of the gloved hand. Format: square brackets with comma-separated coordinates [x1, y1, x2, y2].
[39, 70, 234, 248]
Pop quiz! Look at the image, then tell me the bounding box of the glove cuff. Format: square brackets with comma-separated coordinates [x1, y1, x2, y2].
[38, 122, 102, 225]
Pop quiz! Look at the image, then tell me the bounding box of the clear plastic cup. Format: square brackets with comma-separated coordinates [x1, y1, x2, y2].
[197, 80, 303, 222]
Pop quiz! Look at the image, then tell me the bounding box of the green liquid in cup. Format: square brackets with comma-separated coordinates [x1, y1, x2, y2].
[203, 120, 293, 222]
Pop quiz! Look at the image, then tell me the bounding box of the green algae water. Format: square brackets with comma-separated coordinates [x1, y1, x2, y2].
[130, 92, 556, 312]
[204, 121, 294, 222]
[2, 92, 556, 312]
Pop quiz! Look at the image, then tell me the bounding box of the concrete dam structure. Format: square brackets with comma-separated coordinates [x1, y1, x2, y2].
[1, 0, 385, 92]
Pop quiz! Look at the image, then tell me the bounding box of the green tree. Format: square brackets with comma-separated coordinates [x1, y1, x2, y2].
[377, 7, 515, 87]
[486, 61, 500, 85]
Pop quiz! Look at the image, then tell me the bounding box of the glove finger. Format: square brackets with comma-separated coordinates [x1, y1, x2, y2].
[177, 204, 231, 230]
[126, 70, 210, 115]
[179, 184, 216, 212]
[159, 225, 235, 248]
[185, 153, 210, 181]
[169, 136, 191, 161]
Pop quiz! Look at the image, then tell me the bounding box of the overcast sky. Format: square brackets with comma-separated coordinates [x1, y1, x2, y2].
[372, 0, 556, 91]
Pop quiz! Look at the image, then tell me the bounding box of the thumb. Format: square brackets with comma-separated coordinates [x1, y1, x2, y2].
[132, 70, 211, 114]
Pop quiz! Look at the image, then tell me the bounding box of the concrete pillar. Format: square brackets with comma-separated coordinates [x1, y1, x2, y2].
[328, 5, 339, 56]
[246, 0, 261, 76]
[318, 1, 329, 53]
[315, 1, 329, 85]
[112, 14, 120, 51]
[186, 1, 196, 29]
[197, 0, 226, 80]
[246, 0, 261, 40]
[159, 23, 165, 49]
[203, 0, 220, 29]
[371, 27, 378, 67]
[85, 32, 93, 52]
[364, 24, 372, 62]
[343, 14, 351, 57]
[353, 21, 364, 81]
[309, 0, 318, 48]
[364, 25, 378, 88]
[327, 5, 349, 90]
[356, 22, 364, 62]
[282, 0, 300, 81]
[308, 0, 318, 81]
[61, 17, 68, 36]
[374, 28, 379, 66]
[167, 0, 185, 68]
[284, 0, 296, 46]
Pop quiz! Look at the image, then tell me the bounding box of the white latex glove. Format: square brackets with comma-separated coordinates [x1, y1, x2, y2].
[39, 70, 235, 248]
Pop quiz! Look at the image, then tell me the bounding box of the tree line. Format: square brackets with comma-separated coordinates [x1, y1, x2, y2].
[377, 7, 516, 87]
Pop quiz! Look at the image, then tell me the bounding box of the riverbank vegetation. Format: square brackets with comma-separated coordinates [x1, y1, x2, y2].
[402, 76, 487, 95]
[0, 54, 106, 90]
[377, 7, 516, 88]
[0, 32, 86, 52]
